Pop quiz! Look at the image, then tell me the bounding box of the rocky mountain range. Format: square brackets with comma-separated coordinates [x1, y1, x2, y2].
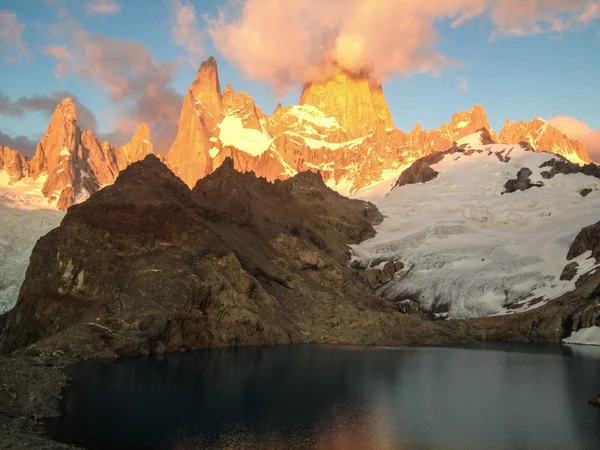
[2, 147, 599, 359]
[0, 99, 153, 210]
[0, 155, 468, 358]
[0, 56, 593, 210]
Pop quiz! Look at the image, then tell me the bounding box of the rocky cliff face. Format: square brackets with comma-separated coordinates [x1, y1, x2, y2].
[163, 57, 596, 197]
[2, 57, 593, 207]
[27, 99, 105, 209]
[499, 118, 590, 164]
[115, 123, 154, 171]
[0, 99, 155, 210]
[166, 57, 223, 188]
[164, 58, 519, 194]
[222, 84, 263, 132]
[0, 147, 29, 183]
[0, 156, 466, 358]
[299, 66, 395, 139]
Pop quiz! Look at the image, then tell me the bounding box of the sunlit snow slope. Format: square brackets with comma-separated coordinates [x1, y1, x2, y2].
[0, 172, 65, 312]
[351, 133, 600, 319]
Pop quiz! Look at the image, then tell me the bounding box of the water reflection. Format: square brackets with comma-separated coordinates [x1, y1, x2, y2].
[46, 344, 600, 449]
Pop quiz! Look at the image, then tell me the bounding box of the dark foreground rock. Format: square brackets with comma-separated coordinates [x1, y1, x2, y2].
[0, 356, 79, 449]
[0, 156, 468, 359]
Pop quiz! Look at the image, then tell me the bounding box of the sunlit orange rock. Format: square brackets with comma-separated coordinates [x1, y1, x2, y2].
[0, 146, 29, 183]
[499, 118, 590, 164]
[115, 123, 154, 171]
[167, 57, 223, 188]
[299, 66, 394, 139]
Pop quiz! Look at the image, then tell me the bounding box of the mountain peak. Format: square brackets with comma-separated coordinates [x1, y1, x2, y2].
[53, 97, 77, 123]
[166, 56, 225, 188]
[499, 117, 591, 164]
[197, 56, 218, 76]
[135, 122, 151, 140]
[190, 56, 223, 122]
[299, 65, 394, 139]
[116, 123, 154, 171]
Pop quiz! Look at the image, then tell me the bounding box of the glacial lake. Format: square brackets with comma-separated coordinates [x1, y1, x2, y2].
[46, 343, 600, 449]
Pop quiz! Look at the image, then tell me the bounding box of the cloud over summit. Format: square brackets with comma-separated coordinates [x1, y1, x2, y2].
[207, 0, 600, 92]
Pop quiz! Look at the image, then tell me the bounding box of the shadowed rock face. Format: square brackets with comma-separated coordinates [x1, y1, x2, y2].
[504, 167, 544, 193]
[0, 156, 465, 358]
[539, 157, 600, 180]
[567, 222, 600, 261]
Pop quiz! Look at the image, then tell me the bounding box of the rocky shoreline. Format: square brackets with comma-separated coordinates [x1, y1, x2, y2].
[0, 356, 80, 449]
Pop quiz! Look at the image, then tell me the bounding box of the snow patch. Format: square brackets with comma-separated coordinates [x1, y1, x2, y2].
[288, 105, 342, 129]
[456, 131, 483, 147]
[563, 326, 600, 346]
[209, 147, 220, 159]
[286, 132, 367, 151]
[218, 116, 273, 156]
[455, 121, 469, 129]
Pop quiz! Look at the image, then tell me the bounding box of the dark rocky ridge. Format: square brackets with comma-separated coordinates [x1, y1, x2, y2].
[0, 156, 465, 358]
[503, 167, 544, 193]
[567, 221, 600, 261]
[540, 157, 600, 180]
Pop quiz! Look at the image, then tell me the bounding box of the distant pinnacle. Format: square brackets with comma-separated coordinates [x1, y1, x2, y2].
[56, 97, 77, 122]
[199, 56, 218, 72]
[136, 123, 151, 139]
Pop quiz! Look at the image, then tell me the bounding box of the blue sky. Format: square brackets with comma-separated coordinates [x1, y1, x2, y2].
[1, 0, 599, 156]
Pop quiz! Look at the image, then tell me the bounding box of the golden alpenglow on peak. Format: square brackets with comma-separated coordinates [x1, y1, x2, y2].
[299, 65, 395, 139]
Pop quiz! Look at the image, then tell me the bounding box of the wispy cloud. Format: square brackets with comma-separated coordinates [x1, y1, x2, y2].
[457, 76, 469, 93]
[83, 0, 122, 16]
[0, 10, 29, 62]
[170, 0, 205, 67]
[42, 9, 183, 151]
[0, 90, 98, 132]
[0, 130, 38, 155]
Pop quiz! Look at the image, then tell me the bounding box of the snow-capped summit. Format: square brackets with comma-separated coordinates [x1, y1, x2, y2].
[351, 134, 600, 319]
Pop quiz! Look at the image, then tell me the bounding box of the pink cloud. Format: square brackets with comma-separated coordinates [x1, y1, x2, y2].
[207, 0, 600, 91]
[43, 12, 182, 153]
[0, 130, 38, 156]
[548, 115, 600, 162]
[171, 0, 205, 67]
[490, 0, 600, 37]
[0, 89, 99, 132]
[84, 0, 121, 16]
[0, 10, 29, 61]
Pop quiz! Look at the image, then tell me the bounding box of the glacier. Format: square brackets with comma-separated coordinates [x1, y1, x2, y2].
[351, 136, 600, 319]
[0, 172, 65, 313]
